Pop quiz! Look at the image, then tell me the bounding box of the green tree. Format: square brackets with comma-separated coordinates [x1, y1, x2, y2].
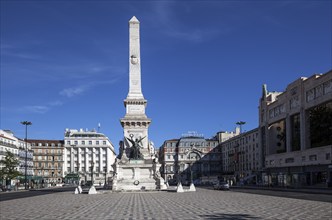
[0, 150, 21, 182]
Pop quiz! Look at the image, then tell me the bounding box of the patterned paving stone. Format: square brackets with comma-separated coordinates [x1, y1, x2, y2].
[0, 188, 331, 220]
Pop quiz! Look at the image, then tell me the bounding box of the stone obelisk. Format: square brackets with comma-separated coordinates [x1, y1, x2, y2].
[120, 16, 151, 159]
[113, 17, 165, 191]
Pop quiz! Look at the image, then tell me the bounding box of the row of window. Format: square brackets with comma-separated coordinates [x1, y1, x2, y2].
[0, 138, 16, 145]
[306, 79, 332, 103]
[66, 140, 107, 146]
[66, 155, 107, 160]
[223, 139, 259, 151]
[35, 162, 62, 169]
[0, 146, 18, 154]
[69, 148, 107, 154]
[18, 152, 33, 158]
[36, 170, 61, 177]
[165, 164, 222, 172]
[66, 167, 106, 172]
[67, 158, 106, 164]
[166, 142, 218, 147]
[35, 149, 62, 153]
[226, 163, 258, 172]
[34, 156, 62, 161]
[223, 160, 261, 167]
[167, 154, 221, 160]
[31, 143, 62, 147]
[267, 153, 330, 165]
[225, 143, 259, 152]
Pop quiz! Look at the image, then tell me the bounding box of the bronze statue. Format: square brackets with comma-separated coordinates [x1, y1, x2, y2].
[126, 134, 145, 159]
[117, 141, 124, 159]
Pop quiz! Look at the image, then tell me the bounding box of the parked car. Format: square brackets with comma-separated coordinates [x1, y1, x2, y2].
[213, 181, 230, 190]
[193, 179, 201, 186]
[62, 183, 76, 187]
[167, 180, 177, 186]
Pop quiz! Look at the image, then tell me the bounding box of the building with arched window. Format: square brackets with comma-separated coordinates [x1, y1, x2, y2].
[159, 131, 221, 185]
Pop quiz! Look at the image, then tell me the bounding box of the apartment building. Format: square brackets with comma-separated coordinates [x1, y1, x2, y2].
[28, 140, 64, 186]
[220, 128, 262, 185]
[63, 128, 116, 186]
[259, 70, 332, 187]
[0, 130, 33, 188]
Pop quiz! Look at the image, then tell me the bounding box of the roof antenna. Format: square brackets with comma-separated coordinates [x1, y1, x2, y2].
[98, 123, 101, 132]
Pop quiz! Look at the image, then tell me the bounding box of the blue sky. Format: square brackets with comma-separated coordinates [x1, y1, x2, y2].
[1, 0, 331, 153]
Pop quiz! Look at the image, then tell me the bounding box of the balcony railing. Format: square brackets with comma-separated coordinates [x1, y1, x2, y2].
[0, 141, 17, 148]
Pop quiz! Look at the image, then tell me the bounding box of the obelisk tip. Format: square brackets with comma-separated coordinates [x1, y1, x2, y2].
[129, 16, 140, 24]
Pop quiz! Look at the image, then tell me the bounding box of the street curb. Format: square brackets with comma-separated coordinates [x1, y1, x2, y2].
[231, 186, 332, 195]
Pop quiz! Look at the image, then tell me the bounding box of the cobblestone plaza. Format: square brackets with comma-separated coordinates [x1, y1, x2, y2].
[0, 188, 331, 220]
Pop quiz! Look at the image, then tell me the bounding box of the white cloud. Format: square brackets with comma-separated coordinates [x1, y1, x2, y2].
[48, 101, 63, 106]
[167, 28, 222, 43]
[59, 78, 120, 98]
[150, 2, 226, 43]
[17, 100, 63, 115]
[1, 43, 44, 60]
[59, 87, 86, 98]
[22, 105, 49, 114]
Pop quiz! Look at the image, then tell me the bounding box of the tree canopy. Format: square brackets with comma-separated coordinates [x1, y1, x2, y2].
[0, 150, 21, 180]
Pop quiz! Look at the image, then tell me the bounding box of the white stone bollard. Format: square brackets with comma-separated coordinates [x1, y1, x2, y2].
[88, 186, 97, 194]
[176, 182, 184, 193]
[189, 183, 196, 192]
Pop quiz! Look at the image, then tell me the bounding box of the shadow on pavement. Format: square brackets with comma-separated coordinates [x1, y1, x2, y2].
[0, 187, 76, 202]
[199, 213, 261, 219]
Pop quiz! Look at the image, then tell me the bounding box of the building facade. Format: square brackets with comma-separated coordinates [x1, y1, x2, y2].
[63, 129, 116, 186]
[220, 128, 262, 185]
[0, 130, 33, 188]
[0, 130, 19, 188]
[28, 139, 64, 187]
[0, 130, 19, 168]
[216, 128, 240, 143]
[159, 132, 220, 185]
[259, 70, 332, 187]
[17, 138, 34, 185]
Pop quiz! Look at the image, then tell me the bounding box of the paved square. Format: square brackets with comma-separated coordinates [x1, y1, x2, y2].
[0, 188, 331, 219]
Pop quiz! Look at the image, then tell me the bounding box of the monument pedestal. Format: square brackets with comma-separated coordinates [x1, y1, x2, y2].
[112, 156, 165, 191]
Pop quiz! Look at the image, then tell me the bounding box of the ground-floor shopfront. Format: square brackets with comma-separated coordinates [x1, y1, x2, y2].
[262, 164, 332, 187]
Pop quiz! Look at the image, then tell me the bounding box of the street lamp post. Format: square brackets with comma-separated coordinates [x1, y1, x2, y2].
[236, 121, 246, 134]
[21, 121, 32, 190]
[104, 166, 107, 187]
[70, 145, 76, 184]
[190, 162, 194, 184]
[91, 161, 94, 186]
[77, 161, 80, 185]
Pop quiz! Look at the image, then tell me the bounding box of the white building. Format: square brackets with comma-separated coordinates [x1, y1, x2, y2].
[63, 128, 116, 186]
[216, 128, 240, 143]
[259, 70, 332, 187]
[17, 138, 34, 178]
[0, 130, 33, 188]
[0, 130, 19, 175]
